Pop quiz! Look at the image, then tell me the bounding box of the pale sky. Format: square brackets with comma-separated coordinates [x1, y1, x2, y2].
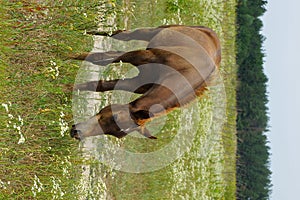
[262, 0, 300, 199]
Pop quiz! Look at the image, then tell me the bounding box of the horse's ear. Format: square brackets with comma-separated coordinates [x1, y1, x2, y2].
[132, 110, 154, 120]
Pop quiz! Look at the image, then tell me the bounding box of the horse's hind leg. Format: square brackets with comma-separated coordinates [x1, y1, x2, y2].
[74, 49, 159, 67]
[88, 28, 162, 42]
[71, 27, 164, 64]
[74, 78, 153, 94]
[71, 51, 125, 65]
[111, 49, 159, 66]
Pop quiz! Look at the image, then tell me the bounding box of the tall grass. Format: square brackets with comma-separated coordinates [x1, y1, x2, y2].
[0, 0, 237, 199]
[74, 0, 238, 199]
[0, 0, 107, 199]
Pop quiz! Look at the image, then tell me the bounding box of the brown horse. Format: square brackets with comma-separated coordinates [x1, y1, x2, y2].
[70, 25, 221, 140]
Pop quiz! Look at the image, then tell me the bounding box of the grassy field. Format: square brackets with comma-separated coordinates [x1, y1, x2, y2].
[0, 1, 101, 199]
[0, 0, 237, 199]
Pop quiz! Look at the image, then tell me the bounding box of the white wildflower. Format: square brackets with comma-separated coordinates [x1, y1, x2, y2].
[17, 132, 25, 144]
[18, 115, 24, 126]
[1, 103, 9, 112]
[51, 176, 65, 199]
[62, 167, 68, 176]
[14, 115, 25, 144]
[60, 112, 65, 118]
[50, 60, 57, 66]
[48, 60, 60, 79]
[0, 179, 7, 189]
[58, 112, 68, 137]
[55, 66, 59, 77]
[31, 175, 44, 198]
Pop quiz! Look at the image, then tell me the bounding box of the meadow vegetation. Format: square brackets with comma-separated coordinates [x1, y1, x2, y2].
[0, 0, 237, 199]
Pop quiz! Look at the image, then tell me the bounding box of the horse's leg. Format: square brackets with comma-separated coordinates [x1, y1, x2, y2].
[74, 78, 154, 94]
[74, 48, 160, 66]
[71, 51, 125, 65]
[74, 49, 161, 93]
[87, 27, 162, 42]
[111, 49, 161, 65]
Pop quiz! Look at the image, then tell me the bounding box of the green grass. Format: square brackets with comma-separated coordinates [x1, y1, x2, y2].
[0, 0, 237, 199]
[0, 0, 105, 199]
[73, 0, 238, 199]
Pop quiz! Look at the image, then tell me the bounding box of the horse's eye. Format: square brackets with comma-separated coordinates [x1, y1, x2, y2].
[112, 114, 118, 121]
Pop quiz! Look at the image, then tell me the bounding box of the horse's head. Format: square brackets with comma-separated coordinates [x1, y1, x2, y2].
[71, 104, 139, 140]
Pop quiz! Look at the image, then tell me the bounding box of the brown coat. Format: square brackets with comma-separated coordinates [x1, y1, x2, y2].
[71, 25, 221, 140]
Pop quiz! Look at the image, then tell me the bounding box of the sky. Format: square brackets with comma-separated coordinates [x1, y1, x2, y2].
[262, 0, 300, 199]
